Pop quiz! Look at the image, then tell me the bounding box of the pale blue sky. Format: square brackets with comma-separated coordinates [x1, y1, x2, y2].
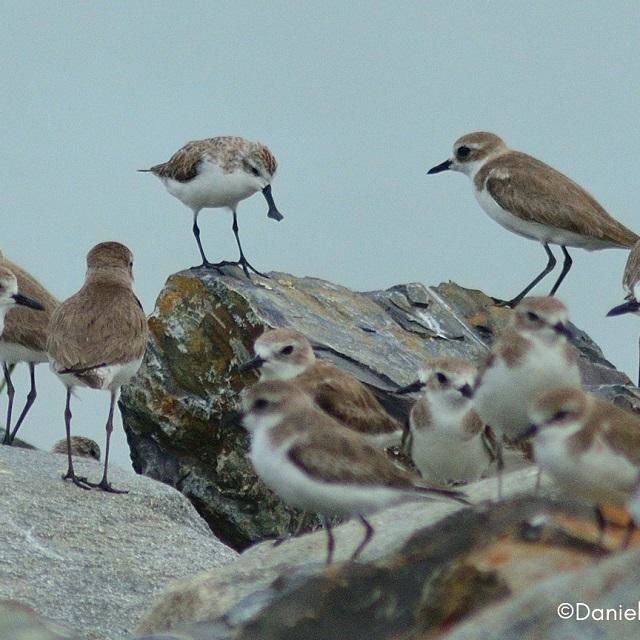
[2, 2, 640, 468]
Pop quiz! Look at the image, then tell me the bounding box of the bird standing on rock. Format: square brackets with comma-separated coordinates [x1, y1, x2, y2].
[140, 136, 283, 278]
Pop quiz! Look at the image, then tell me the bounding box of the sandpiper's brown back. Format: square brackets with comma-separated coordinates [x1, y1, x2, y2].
[0, 250, 59, 355]
[47, 242, 147, 379]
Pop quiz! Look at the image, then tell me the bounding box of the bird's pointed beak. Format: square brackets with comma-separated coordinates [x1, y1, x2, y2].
[12, 293, 45, 311]
[262, 184, 284, 221]
[514, 423, 538, 443]
[239, 355, 266, 372]
[607, 300, 640, 317]
[459, 383, 473, 399]
[427, 159, 452, 175]
[553, 322, 572, 338]
[395, 379, 425, 395]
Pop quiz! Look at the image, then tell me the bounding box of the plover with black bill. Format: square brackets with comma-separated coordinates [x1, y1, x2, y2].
[472, 297, 582, 496]
[0, 253, 55, 446]
[51, 436, 101, 461]
[140, 136, 283, 277]
[525, 386, 640, 548]
[396, 357, 495, 485]
[240, 380, 468, 563]
[241, 328, 403, 448]
[428, 132, 639, 306]
[47, 242, 148, 492]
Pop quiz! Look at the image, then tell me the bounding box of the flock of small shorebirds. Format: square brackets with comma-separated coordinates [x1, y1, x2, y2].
[2, 131, 640, 564]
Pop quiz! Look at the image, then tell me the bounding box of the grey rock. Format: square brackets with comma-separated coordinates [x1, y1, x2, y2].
[120, 270, 639, 552]
[135, 466, 541, 634]
[443, 548, 640, 640]
[0, 446, 237, 640]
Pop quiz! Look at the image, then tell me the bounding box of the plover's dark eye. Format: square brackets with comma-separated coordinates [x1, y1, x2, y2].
[552, 410, 569, 421]
[253, 398, 268, 411]
[527, 312, 540, 322]
[280, 345, 294, 355]
[436, 372, 448, 384]
[457, 145, 471, 159]
[251, 166, 261, 177]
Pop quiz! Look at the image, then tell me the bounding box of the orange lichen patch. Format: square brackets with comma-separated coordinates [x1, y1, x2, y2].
[157, 275, 208, 315]
[148, 316, 164, 340]
[468, 537, 595, 594]
[599, 504, 632, 528]
[466, 312, 490, 327]
[159, 395, 177, 417]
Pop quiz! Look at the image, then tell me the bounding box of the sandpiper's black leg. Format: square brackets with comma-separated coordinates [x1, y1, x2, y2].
[549, 246, 572, 296]
[8, 363, 37, 443]
[230, 210, 268, 279]
[62, 387, 91, 489]
[2, 363, 15, 445]
[190, 211, 218, 270]
[87, 390, 127, 494]
[494, 243, 557, 308]
[350, 516, 375, 561]
[320, 515, 335, 565]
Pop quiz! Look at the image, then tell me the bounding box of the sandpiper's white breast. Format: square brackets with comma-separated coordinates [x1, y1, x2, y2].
[164, 162, 261, 212]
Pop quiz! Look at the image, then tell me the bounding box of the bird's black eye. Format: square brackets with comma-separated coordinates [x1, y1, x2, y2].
[280, 345, 294, 355]
[253, 398, 268, 411]
[527, 312, 540, 322]
[251, 166, 261, 177]
[436, 372, 448, 384]
[552, 410, 569, 421]
[457, 145, 471, 159]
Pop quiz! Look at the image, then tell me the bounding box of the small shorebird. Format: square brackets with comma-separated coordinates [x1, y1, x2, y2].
[472, 297, 581, 496]
[140, 136, 283, 277]
[51, 436, 101, 462]
[240, 380, 468, 563]
[428, 132, 638, 306]
[396, 357, 495, 485]
[47, 242, 148, 492]
[607, 239, 640, 384]
[525, 386, 640, 547]
[0, 253, 55, 445]
[241, 328, 403, 448]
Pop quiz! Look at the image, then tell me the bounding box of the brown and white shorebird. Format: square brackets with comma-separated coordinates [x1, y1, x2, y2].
[240, 380, 468, 564]
[472, 297, 582, 495]
[428, 132, 639, 306]
[140, 136, 283, 277]
[50, 436, 101, 462]
[0, 253, 54, 446]
[396, 357, 495, 485]
[525, 386, 640, 547]
[47, 242, 148, 492]
[241, 328, 404, 448]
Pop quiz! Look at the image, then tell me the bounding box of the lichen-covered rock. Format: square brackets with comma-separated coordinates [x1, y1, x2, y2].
[120, 269, 638, 550]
